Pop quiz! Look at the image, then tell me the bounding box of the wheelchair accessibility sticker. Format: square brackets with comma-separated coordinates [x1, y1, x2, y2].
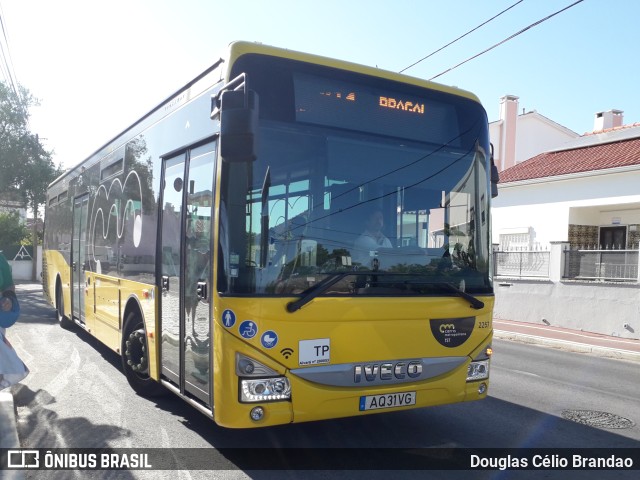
[239, 320, 258, 339]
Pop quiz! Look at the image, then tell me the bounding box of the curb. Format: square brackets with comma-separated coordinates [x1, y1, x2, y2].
[0, 391, 19, 449]
[494, 329, 640, 363]
[0, 391, 25, 480]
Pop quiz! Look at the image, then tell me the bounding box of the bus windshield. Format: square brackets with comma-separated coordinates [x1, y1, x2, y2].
[219, 59, 491, 297]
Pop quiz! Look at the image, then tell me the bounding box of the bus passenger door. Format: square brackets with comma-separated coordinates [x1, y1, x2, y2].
[72, 194, 89, 324]
[159, 141, 216, 406]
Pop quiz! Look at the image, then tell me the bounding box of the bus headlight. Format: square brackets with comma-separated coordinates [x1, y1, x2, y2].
[466, 359, 490, 382]
[240, 377, 291, 403]
[236, 353, 291, 402]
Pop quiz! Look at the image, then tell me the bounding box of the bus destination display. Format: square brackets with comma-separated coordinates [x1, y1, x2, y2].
[294, 72, 459, 145]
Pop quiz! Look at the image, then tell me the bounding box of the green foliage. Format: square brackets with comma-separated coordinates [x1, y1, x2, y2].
[0, 81, 62, 216]
[0, 212, 29, 248]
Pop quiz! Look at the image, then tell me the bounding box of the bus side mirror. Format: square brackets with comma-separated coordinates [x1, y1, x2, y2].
[219, 89, 259, 163]
[490, 143, 499, 198]
[491, 163, 499, 198]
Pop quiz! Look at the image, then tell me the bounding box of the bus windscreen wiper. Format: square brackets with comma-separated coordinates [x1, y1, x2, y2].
[286, 272, 370, 313]
[434, 281, 484, 310]
[401, 279, 484, 310]
[286, 273, 484, 312]
[392, 280, 484, 310]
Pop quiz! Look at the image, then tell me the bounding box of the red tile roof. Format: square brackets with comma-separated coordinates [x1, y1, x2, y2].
[583, 122, 640, 136]
[499, 136, 640, 183]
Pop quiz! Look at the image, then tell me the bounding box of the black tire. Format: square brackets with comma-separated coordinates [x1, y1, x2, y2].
[121, 311, 167, 397]
[56, 282, 73, 330]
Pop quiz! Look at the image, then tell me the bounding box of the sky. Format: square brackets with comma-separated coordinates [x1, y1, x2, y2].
[1, 0, 639, 170]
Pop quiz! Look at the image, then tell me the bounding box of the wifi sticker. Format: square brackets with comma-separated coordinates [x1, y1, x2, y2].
[280, 348, 294, 359]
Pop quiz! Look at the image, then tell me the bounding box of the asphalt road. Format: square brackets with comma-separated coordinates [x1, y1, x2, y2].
[6, 283, 640, 479]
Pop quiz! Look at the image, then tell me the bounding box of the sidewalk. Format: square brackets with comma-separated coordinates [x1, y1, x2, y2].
[494, 318, 640, 362]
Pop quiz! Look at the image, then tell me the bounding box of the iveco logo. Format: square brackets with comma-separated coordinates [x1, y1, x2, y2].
[439, 324, 456, 333]
[354, 361, 423, 383]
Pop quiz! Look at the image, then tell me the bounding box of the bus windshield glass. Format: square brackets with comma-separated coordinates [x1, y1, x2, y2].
[220, 56, 491, 297]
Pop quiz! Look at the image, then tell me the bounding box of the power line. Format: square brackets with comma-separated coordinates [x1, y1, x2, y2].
[400, 0, 525, 74]
[428, 0, 585, 81]
[0, 19, 12, 85]
[0, 0, 20, 97]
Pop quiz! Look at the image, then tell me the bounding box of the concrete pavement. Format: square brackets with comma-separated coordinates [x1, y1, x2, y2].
[0, 391, 20, 448]
[1, 391, 24, 480]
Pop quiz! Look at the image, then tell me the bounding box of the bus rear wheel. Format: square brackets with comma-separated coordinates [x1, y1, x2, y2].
[121, 312, 166, 397]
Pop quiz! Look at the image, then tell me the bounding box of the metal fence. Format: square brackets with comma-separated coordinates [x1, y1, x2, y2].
[563, 247, 639, 282]
[494, 249, 551, 278]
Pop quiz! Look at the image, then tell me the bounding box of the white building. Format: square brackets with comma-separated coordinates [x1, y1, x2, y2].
[0, 198, 27, 223]
[489, 95, 579, 172]
[490, 109, 640, 340]
[493, 118, 640, 249]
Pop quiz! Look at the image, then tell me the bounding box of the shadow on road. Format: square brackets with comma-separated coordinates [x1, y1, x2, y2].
[14, 282, 56, 325]
[139, 385, 640, 478]
[13, 384, 133, 449]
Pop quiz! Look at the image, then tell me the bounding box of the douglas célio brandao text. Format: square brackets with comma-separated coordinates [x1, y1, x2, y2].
[470, 453, 634, 470]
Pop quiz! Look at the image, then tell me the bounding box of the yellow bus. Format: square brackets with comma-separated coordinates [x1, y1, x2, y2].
[43, 41, 497, 428]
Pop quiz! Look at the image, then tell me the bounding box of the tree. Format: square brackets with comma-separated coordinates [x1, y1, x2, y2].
[1, 81, 63, 279]
[0, 212, 29, 248]
[1, 82, 34, 189]
[21, 138, 61, 279]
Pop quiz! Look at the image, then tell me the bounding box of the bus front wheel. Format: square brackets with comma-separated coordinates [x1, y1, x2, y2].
[56, 282, 73, 330]
[121, 312, 166, 397]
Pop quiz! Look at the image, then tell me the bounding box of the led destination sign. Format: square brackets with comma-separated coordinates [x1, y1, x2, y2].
[294, 72, 458, 144]
[318, 89, 425, 115]
[379, 96, 425, 114]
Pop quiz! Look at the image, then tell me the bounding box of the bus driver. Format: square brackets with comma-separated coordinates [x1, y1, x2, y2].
[353, 209, 392, 266]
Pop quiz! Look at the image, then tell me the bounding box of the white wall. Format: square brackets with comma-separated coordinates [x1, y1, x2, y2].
[489, 121, 502, 163]
[568, 207, 601, 225]
[7, 246, 42, 281]
[493, 168, 640, 245]
[489, 109, 578, 172]
[515, 114, 577, 165]
[598, 208, 640, 226]
[494, 280, 640, 340]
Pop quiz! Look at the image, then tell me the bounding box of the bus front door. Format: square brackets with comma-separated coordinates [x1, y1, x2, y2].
[159, 141, 216, 406]
[72, 194, 89, 324]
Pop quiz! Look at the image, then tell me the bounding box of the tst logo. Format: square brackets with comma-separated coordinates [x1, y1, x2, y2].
[439, 323, 456, 333]
[430, 317, 475, 348]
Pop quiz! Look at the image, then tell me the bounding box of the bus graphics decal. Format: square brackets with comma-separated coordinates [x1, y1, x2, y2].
[90, 170, 144, 274]
[430, 317, 475, 348]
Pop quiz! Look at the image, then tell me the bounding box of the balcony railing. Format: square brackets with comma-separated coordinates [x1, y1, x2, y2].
[563, 246, 639, 282]
[494, 248, 551, 278]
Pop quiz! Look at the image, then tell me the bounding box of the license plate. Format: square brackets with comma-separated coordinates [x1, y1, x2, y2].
[359, 391, 416, 411]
